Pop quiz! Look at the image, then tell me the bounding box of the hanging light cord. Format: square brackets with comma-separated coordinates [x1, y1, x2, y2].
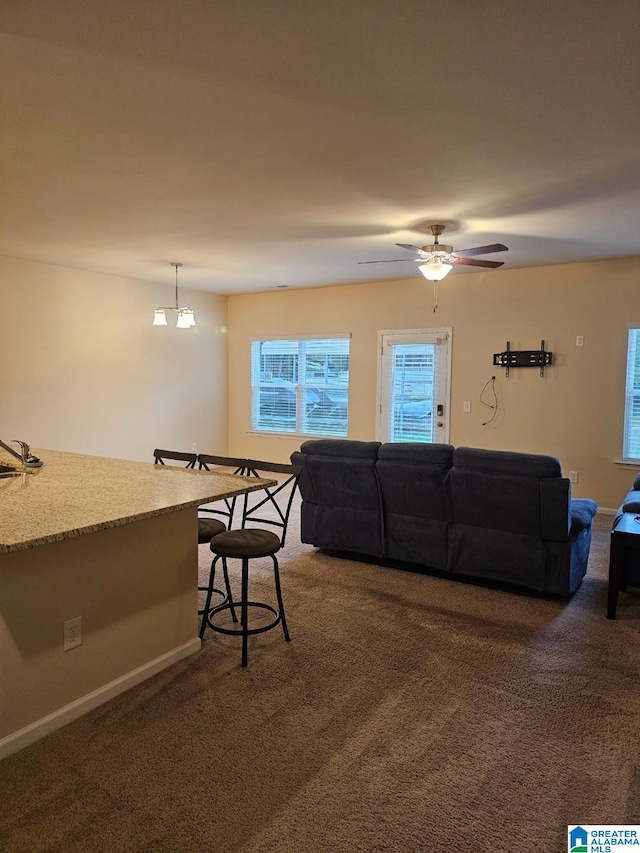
[172, 262, 182, 310]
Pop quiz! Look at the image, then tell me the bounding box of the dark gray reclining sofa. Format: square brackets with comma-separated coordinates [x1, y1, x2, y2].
[291, 439, 598, 596]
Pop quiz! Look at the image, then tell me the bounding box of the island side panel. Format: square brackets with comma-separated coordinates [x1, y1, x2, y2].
[0, 507, 199, 745]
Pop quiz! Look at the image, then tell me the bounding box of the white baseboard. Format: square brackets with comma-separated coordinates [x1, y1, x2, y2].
[597, 507, 617, 516]
[0, 637, 201, 761]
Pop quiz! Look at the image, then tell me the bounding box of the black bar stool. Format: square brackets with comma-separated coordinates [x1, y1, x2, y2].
[153, 448, 197, 468]
[200, 460, 301, 667]
[196, 454, 255, 617]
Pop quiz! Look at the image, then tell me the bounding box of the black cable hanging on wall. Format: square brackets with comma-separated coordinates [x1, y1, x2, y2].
[480, 376, 499, 427]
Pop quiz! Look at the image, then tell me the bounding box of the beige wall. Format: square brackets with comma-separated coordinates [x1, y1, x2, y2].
[2, 253, 639, 509]
[0, 255, 228, 462]
[228, 257, 640, 510]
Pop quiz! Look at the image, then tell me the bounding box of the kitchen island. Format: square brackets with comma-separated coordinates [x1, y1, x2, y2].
[0, 449, 273, 758]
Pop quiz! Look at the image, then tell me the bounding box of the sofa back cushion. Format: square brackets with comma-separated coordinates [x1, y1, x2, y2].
[291, 439, 384, 556]
[377, 443, 454, 569]
[449, 446, 569, 590]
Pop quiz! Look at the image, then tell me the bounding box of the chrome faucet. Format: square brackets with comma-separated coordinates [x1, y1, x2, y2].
[0, 438, 44, 468]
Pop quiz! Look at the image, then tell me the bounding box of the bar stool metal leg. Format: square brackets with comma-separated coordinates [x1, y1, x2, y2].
[272, 555, 290, 642]
[241, 558, 249, 667]
[200, 556, 237, 640]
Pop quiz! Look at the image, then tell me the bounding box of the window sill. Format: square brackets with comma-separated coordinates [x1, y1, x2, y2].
[246, 430, 347, 440]
[613, 460, 640, 469]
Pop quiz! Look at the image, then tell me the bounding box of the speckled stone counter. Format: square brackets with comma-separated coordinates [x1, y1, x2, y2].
[0, 449, 275, 756]
[0, 449, 272, 553]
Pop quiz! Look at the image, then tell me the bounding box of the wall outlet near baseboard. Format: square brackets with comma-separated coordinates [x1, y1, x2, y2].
[192, 442, 198, 453]
[63, 617, 82, 651]
[569, 471, 579, 484]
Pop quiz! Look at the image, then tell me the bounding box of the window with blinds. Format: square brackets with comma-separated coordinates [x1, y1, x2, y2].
[251, 337, 349, 436]
[623, 327, 640, 461]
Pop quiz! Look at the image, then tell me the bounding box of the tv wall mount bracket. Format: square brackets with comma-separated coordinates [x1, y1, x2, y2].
[492, 340, 553, 378]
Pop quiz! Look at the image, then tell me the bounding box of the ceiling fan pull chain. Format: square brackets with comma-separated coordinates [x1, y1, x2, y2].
[433, 281, 438, 313]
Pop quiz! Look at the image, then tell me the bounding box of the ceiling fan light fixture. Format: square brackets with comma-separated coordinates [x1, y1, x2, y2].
[418, 261, 453, 281]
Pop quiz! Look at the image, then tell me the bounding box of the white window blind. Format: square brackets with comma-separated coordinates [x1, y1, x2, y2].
[251, 337, 349, 436]
[623, 327, 640, 461]
[388, 343, 436, 442]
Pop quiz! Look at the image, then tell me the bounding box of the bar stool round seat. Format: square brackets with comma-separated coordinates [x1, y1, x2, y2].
[204, 529, 285, 650]
[209, 528, 280, 557]
[197, 518, 226, 544]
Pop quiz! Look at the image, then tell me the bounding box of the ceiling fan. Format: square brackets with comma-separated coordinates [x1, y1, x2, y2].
[359, 224, 508, 282]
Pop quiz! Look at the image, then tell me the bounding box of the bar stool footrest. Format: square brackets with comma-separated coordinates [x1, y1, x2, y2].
[206, 600, 281, 636]
[198, 585, 230, 617]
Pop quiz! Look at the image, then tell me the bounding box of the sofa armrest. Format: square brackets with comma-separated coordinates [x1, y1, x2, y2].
[622, 489, 640, 513]
[570, 498, 597, 533]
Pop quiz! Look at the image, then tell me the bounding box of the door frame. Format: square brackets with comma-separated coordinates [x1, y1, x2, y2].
[376, 327, 453, 443]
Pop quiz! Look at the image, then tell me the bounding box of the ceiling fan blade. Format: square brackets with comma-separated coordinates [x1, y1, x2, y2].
[453, 243, 509, 258]
[358, 258, 419, 264]
[395, 243, 426, 253]
[454, 257, 504, 269]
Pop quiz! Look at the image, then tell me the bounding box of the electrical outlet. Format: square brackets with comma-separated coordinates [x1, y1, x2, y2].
[463, 401, 471, 413]
[576, 335, 584, 347]
[192, 442, 198, 453]
[63, 616, 82, 651]
[569, 471, 579, 484]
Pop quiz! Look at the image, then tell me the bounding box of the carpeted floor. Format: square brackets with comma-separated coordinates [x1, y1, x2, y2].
[1, 511, 639, 853]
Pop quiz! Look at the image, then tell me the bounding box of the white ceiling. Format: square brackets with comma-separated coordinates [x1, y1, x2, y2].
[1, 0, 640, 294]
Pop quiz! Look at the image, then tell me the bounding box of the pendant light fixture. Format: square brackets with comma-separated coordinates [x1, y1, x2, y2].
[153, 262, 196, 328]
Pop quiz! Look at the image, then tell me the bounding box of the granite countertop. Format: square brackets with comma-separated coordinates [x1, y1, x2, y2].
[0, 449, 274, 553]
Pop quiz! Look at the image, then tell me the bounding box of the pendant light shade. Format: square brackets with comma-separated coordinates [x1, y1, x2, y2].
[153, 262, 196, 328]
[179, 307, 196, 327]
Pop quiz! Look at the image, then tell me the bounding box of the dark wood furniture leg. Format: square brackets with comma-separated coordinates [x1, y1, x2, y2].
[608, 529, 624, 619]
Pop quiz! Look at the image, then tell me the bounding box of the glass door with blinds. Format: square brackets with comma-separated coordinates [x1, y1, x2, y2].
[378, 329, 452, 444]
[623, 326, 640, 461]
